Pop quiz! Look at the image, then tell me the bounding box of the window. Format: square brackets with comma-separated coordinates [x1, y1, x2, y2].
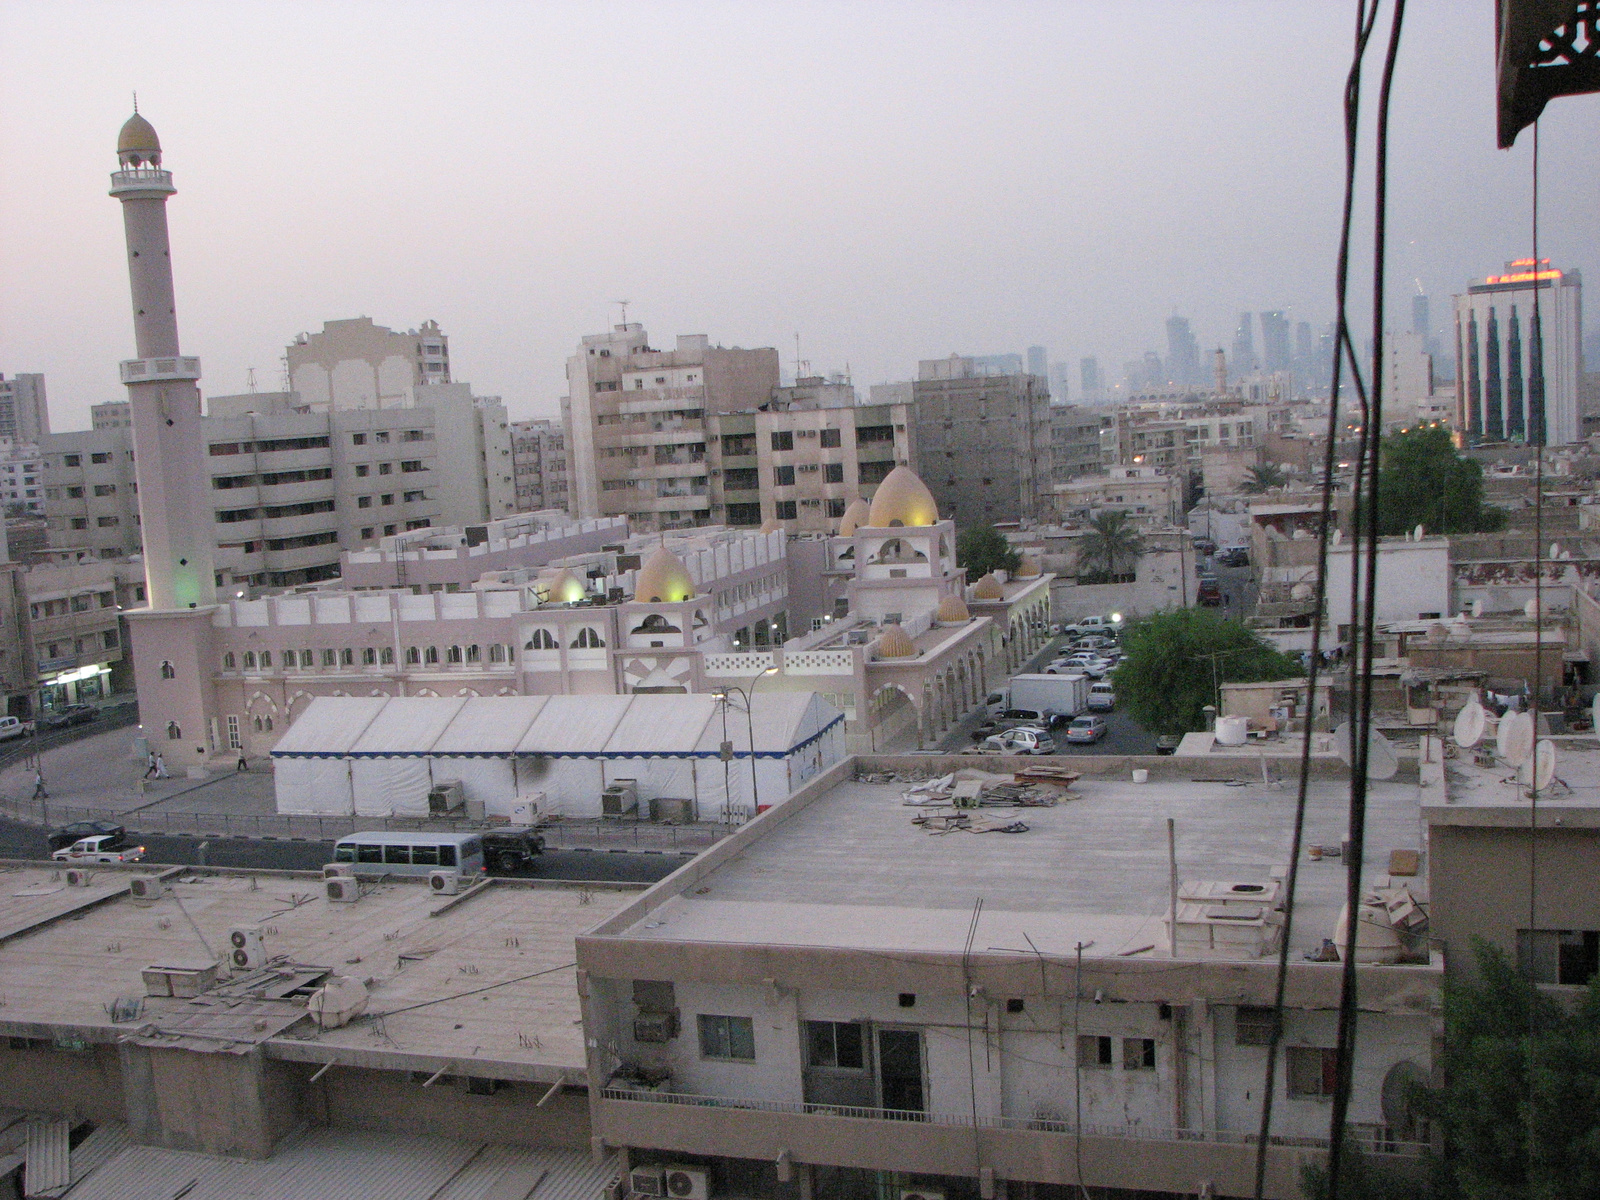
[159, 660, 175, 680]
[226, 715, 241, 750]
[166, 721, 181, 740]
[775, 501, 797, 520]
[355, 464, 370, 478]
[1519, 929, 1600, 985]
[698, 1014, 756, 1061]
[299, 649, 314, 667]
[1235, 1005, 1278, 1046]
[71, 518, 87, 530]
[67, 486, 84, 497]
[572, 627, 605, 649]
[823, 463, 844, 483]
[724, 467, 759, 491]
[773, 465, 795, 486]
[826, 499, 847, 518]
[93, 484, 116, 495]
[447, 645, 463, 664]
[383, 844, 411, 865]
[260, 651, 272, 667]
[805, 1021, 864, 1069]
[102, 629, 118, 649]
[375, 431, 390, 444]
[97, 516, 120, 527]
[820, 428, 841, 448]
[91, 452, 111, 464]
[526, 629, 558, 650]
[352, 434, 367, 446]
[380, 646, 395, 665]
[321, 649, 337, 667]
[1286, 1047, 1338, 1097]
[224, 652, 237, 670]
[340, 648, 354, 666]
[64, 454, 81, 467]
[381, 495, 394, 506]
[411, 844, 439, 866]
[424, 646, 439, 665]
[489, 644, 506, 663]
[771, 431, 794, 452]
[358, 496, 373, 509]
[465, 644, 480, 663]
[1123, 1038, 1156, 1070]
[243, 651, 257, 669]
[379, 462, 392, 475]
[1077, 1035, 1113, 1068]
[406, 646, 421, 665]
[362, 647, 377, 666]
[898, 993, 916, 1008]
[403, 490, 425, 503]
[401, 460, 424, 473]
[361, 527, 375, 540]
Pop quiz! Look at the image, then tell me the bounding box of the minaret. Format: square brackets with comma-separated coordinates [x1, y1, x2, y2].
[111, 111, 219, 769]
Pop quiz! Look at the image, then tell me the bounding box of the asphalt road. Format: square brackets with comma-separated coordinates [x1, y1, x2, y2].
[0, 817, 685, 883]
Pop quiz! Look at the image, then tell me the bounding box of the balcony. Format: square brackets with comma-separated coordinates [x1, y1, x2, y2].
[597, 1088, 1422, 1199]
[109, 167, 174, 196]
[120, 357, 201, 384]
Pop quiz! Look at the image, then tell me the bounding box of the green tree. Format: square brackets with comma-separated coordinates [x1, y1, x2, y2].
[1077, 510, 1144, 584]
[955, 525, 1021, 583]
[1111, 608, 1302, 738]
[1376, 426, 1507, 536]
[1239, 462, 1287, 493]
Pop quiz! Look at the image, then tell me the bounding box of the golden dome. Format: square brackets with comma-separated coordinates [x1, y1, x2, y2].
[866, 466, 939, 528]
[936, 595, 971, 623]
[876, 624, 917, 658]
[972, 573, 1004, 600]
[1016, 556, 1042, 579]
[838, 498, 871, 536]
[118, 112, 161, 154]
[541, 568, 587, 604]
[634, 545, 696, 603]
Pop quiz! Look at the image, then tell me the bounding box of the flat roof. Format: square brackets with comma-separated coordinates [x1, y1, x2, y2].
[0, 867, 632, 1078]
[607, 767, 1426, 960]
[1430, 737, 1600, 825]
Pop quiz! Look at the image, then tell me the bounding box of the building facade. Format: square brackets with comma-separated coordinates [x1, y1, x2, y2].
[286, 316, 450, 409]
[510, 418, 571, 514]
[0, 373, 49, 444]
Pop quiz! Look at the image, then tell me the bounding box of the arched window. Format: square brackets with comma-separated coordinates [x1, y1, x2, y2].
[261, 650, 273, 668]
[380, 646, 395, 665]
[166, 720, 182, 740]
[300, 649, 314, 668]
[224, 652, 237, 670]
[446, 645, 463, 664]
[572, 627, 606, 649]
[406, 646, 420, 665]
[525, 629, 558, 650]
[243, 651, 256, 670]
[465, 644, 481, 663]
[488, 644, 506, 663]
[424, 646, 439, 665]
[253, 715, 263, 732]
[264, 716, 273, 731]
[361, 647, 376, 666]
[341, 648, 354, 666]
[159, 660, 175, 680]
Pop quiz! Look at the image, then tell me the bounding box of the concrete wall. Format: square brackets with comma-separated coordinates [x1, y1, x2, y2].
[0, 1043, 126, 1125]
[317, 1067, 592, 1149]
[122, 1043, 303, 1158]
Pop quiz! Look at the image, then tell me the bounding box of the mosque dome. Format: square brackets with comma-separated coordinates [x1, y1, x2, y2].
[1016, 556, 1042, 579]
[972, 573, 1004, 600]
[634, 546, 696, 603]
[876, 624, 917, 658]
[936, 595, 971, 623]
[118, 112, 161, 155]
[866, 466, 939, 528]
[838, 498, 871, 537]
[541, 568, 587, 604]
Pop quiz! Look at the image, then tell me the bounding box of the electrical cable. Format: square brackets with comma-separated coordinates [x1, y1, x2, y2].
[1525, 115, 1546, 1191]
[1250, 3, 1381, 1193]
[1328, 6, 1407, 1198]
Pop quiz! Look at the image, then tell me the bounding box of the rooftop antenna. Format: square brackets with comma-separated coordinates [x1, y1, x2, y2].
[613, 300, 630, 328]
[1414, 277, 1425, 296]
[132, 91, 138, 114]
[793, 333, 809, 381]
[245, 367, 258, 394]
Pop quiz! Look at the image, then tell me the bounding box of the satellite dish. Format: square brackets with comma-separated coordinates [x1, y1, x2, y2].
[1332, 528, 1343, 544]
[1453, 701, 1486, 748]
[1414, 524, 1425, 541]
[1496, 710, 1535, 767]
[1519, 739, 1557, 792]
[1333, 721, 1400, 780]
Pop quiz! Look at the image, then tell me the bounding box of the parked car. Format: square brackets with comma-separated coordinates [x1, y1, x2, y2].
[978, 727, 1056, 755]
[1064, 615, 1120, 640]
[39, 704, 98, 731]
[47, 820, 128, 853]
[481, 827, 547, 873]
[1154, 734, 1182, 755]
[1064, 714, 1109, 744]
[0, 715, 33, 742]
[1075, 635, 1119, 653]
[971, 708, 1050, 740]
[1196, 577, 1224, 607]
[1087, 681, 1116, 712]
[1218, 546, 1250, 567]
[52, 834, 144, 864]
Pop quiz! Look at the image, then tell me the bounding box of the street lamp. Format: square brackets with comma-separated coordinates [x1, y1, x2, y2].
[713, 665, 779, 820]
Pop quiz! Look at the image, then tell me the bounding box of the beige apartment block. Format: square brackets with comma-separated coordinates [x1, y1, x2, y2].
[0, 372, 50, 444]
[1051, 464, 1183, 527]
[286, 316, 451, 409]
[510, 417, 571, 514]
[563, 324, 780, 531]
[25, 555, 144, 709]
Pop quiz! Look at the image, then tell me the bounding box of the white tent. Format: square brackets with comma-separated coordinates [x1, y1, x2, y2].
[271, 693, 845, 820]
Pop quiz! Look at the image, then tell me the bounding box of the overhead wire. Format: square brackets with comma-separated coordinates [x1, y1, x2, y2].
[1525, 115, 1546, 1189]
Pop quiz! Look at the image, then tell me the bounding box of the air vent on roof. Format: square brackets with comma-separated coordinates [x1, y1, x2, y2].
[325, 877, 359, 904]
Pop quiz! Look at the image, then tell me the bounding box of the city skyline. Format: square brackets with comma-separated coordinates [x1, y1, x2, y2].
[1, 0, 1596, 430]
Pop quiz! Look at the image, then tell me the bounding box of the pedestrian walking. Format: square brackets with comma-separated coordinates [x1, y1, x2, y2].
[31, 769, 48, 800]
[236, 750, 248, 772]
[143, 750, 158, 779]
[154, 752, 169, 779]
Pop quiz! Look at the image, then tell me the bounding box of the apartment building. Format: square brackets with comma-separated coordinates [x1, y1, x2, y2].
[1099, 401, 1271, 473]
[0, 373, 50, 444]
[90, 400, 132, 429]
[704, 384, 914, 534]
[286, 316, 451, 409]
[1051, 464, 1183, 526]
[510, 417, 571, 514]
[1048, 403, 1106, 482]
[0, 442, 44, 515]
[910, 357, 1051, 525]
[42, 386, 514, 589]
[25, 556, 144, 710]
[563, 325, 781, 531]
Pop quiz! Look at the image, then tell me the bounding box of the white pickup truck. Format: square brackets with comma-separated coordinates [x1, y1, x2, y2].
[0, 715, 33, 742]
[52, 835, 145, 864]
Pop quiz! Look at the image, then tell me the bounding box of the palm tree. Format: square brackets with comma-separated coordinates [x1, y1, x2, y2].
[1239, 463, 1287, 494]
[1078, 510, 1143, 582]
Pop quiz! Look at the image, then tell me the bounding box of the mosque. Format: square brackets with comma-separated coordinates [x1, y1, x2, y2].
[108, 114, 1053, 769]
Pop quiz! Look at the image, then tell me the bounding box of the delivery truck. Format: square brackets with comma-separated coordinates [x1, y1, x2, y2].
[1002, 673, 1090, 723]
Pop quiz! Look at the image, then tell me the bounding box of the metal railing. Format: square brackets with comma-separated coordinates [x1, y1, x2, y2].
[598, 1088, 1427, 1158]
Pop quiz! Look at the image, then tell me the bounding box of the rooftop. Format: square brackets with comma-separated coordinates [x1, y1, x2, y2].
[1431, 735, 1600, 824]
[608, 764, 1427, 962]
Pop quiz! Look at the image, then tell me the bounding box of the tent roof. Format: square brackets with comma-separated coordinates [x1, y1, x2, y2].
[348, 696, 466, 755]
[602, 695, 719, 756]
[515, 695, 634, 755]
[431, 696, 549, 754]
[270, 696, 388, 756]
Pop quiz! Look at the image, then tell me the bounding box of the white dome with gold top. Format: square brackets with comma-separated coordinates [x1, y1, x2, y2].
[838, 498, 872, 536]
[866, 466, 939, 528]
[634, 546, 696, 603]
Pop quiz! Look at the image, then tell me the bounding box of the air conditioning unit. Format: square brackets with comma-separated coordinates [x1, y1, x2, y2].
[228, 926, 265, 970]
[901, 1191, 945, 1200]
[325, 877, 359, 904]
[323, 863, 355, 880]
[602, 1177, 628, 1200]
[601, 779, 639, 817]
[633, 1011, 679, 1043]
[128, 875, 167, 903]
[663, 1165, 710, 1200]
[629, 1168, 666, 1198]
[429, 870, 461, 896]
[64, 868, 90, 887]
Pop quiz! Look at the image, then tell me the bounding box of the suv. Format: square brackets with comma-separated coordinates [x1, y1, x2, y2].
[979, 727, 1056, 755]
[1064, 714, 1109, 744]
[0, 715, 32, 742]
[971, 708, 1049, 740]
[1087, 681, 1116, 712]
[481, 827, 547, 873]
[53, 834, 144, 864]
[48, 820, 127, 853]
[1064, 615, 1118, 640]
[1218, 546, 1250, 567]
[1196, 577, 1224, 607]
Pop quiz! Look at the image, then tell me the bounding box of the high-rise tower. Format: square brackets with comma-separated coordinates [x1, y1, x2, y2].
[111, 111, 219, 767]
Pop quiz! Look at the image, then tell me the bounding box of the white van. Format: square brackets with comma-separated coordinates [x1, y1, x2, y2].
[332, 832, 485, 884]
[1087, 681, 1116, 712]
[0, 716, 32, 742]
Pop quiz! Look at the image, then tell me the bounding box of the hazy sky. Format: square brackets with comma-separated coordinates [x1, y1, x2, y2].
[2, 1, 1595, 430]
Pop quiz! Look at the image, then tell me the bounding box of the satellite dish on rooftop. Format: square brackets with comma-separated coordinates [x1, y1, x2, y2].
[1453, 700, 1486, 749]
[1496, 710, 1535, 767]
[1414, 524, 1425, 540]
[1519, 739, 1557, 793]
[1333, 721, 1399, 780]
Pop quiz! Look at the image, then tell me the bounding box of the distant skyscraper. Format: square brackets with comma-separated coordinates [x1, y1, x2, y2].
[1165, 316, 1201, 387]
[1080, 357, 1105, 402]
[1293, 321, 1316, 394]
[1260, 310, 1291, 374]
[1412, 293, 1430, 338]
[1231, 313, 1257, 375]
[1142, 351, 1165, 389]
[1048, 361, 1072, 403]
[1026, 345, 1048, 380]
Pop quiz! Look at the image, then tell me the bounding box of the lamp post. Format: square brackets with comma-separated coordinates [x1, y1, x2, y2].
[713, 665, 779, 820]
